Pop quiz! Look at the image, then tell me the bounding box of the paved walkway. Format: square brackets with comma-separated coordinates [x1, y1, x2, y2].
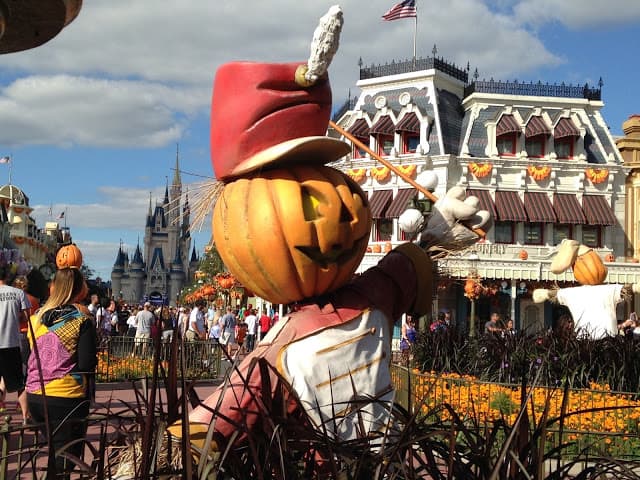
[1, 379, 221, 478]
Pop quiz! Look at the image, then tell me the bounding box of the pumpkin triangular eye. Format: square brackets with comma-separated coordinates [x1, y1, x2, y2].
[301, 186, 323, 221]
[339, 202, 353, 223]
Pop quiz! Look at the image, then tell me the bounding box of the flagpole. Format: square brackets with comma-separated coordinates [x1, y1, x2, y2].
[413, 1, 418, 67]
[8, 155, 12, 185]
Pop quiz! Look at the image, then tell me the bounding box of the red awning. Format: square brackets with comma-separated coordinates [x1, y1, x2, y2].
[386, 189, 417, 218]
[395, 113, 420, 134]
[582, 195, 617, 226]
[494, 191, 527, 222]
[525, 116, 550, 138]
[553, 194, 586, 224]
[368, 190, 393, 219]
[466, 189, 497, 218]
[348, 118, 370, 139]
[524, 192, 556, 223]
[370, 116, 395, 135]
[554, 118, 580, 139]
[496, 114, 520, 136]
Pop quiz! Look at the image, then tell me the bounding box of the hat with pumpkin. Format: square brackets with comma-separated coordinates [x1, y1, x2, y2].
[209, 6, 349, 182]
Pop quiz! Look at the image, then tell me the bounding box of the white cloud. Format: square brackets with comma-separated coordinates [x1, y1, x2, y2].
[0, 0, 567, 150]
[511, 0, 640, 29]
[0, 75, 208, 147]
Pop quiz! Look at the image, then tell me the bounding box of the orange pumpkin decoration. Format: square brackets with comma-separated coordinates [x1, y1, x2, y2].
[213, 165, 372, 304]
[572, 249, 607, 285]
[604, 253, 615, 262]
[371, 244, 382, 253]
[56, 243, 83, 269]
[519, 249, 528, 260]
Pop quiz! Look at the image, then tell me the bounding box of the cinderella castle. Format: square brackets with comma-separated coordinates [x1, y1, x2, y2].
[111, 155, 198, 306]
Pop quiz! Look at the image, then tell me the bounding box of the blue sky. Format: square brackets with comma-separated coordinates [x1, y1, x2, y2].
[1, 0, 639, 279]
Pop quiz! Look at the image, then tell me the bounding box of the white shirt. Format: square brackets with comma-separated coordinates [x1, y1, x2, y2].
[557, 284, 623, 339]
[244, 314, 257, 335]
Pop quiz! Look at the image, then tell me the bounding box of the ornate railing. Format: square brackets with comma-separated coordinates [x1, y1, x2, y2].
[464, 79, 602, 101]
[360, 56, 469, 83]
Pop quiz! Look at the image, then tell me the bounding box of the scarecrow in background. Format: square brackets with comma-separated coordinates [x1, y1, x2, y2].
[533, 239, 640, 339]
[168, 5, 491, 455]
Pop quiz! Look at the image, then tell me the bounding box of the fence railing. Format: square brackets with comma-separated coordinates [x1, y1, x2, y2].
[97, 336, 223, 382]
[391, 364, 640, 459]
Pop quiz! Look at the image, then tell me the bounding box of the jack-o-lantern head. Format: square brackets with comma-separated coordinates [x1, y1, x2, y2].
[213, 165, 372, 304]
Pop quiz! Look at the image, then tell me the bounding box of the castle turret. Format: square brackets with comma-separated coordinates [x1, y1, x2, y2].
[129, 243, 145, 305]
[169, 245, 185, 305]
[111, 245, 126, 299]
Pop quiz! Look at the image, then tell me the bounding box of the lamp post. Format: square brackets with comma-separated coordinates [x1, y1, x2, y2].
[467, 251, 480, 338]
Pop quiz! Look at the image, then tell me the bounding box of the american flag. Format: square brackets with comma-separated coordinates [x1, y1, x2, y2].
[382, 0, 417, 21]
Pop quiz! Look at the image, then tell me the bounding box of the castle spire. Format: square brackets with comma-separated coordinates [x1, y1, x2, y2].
[172, 143, 182, 187]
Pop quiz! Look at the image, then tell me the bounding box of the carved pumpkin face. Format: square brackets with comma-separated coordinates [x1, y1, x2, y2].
[212, 165, 371, 304]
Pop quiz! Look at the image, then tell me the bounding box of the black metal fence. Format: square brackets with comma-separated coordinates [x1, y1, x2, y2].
[464, 79, 602, 100]
[96, 336, 223, 382]
[360, 56, 469, 83]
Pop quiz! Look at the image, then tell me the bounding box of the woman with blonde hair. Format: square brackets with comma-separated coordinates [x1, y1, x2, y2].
[26, 266, 97, 477]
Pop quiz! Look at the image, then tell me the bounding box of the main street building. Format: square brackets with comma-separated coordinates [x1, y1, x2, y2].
[330, 55, 640, 333]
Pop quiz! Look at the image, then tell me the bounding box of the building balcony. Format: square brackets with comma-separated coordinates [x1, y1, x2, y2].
[358, 244, 640, 285]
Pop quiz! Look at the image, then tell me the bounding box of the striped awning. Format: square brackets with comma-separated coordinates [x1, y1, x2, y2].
[494, 191, 527, 222]
[523, 192, 556, 223]
[396, 113, 420, 134]
[348, 118, 370, 139]
[582, 195, 617, 226]
[525, 116, 550, 138]
[386, 189, 417, 218]
[496, 114, 521, 136]
[370, 116, 395, 135]
[368, 190, 393, 219]
[466, 189, 497, 218]
[554, 118, 580, 139]
[553, 194, 586, 224]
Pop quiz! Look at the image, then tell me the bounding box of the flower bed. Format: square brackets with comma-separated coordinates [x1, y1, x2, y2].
[391, 366, 640, 458]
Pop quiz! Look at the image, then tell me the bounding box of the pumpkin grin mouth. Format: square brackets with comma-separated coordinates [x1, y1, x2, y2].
[295, 246, 354, 269]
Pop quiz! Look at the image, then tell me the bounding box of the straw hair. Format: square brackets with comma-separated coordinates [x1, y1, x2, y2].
[37, 268, 86, 321]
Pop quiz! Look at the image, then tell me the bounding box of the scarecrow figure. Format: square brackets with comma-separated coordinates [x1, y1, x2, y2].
[533, 239, 640, 339]
[168, 5, 491, 455]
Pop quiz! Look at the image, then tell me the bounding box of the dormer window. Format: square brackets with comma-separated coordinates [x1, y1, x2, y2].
[347, 118, 370, 159]
[525, 116, 549, 158]
[525, 135, 546, 158]
[396, 112, 420, 154]
[554, 118, 580, 159]
[497, 133, 517, 155]
[555, 137, 574, 159]
[495, 114, 520, 157]
[370, 116, 395, 157]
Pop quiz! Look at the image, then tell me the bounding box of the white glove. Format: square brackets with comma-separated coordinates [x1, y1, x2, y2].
[532, 289, 551, 303]
[417, 187, 492, 251]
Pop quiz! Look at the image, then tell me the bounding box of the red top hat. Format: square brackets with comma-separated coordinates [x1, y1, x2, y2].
[210, 61, 350, 182]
